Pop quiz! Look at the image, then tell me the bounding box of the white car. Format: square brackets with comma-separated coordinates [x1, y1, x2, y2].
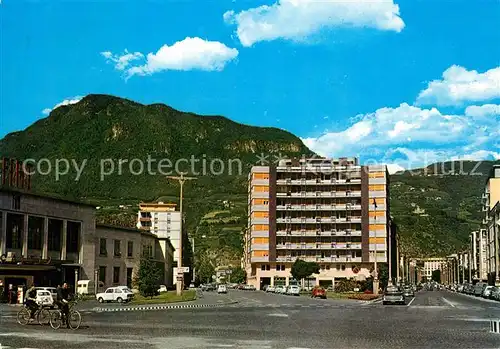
[217, 284, 227, 294]
[286, 285, 301, 296]
[158, 285, 168, 293]
[96, 287, 134, 303]
[36, 287, 57, 301]
[35, 289, 54, 306]
[266, 286, 275, 293]
[274, 285, 286, 294]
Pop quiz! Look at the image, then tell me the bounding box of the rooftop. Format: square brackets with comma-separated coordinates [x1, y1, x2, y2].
[0, 185, 96, 208]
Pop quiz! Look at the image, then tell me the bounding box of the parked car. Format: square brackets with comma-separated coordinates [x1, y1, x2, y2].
[403, 286, 415, 298]
[490, 286, 500, 301]
[217, 284, 227, 294]
[35, 287, 57, 301]
[274, 285, 286, 294]
[96, 287, 134, 303]
[266, 286, 275, 293]
[383, 285, 405, 305]
[311, 286, 327, 299]
[482, 285, 495, 298]
[286, 285, 301, 296]
[473, 282, 488, 296]
[157, 285, 168, 293]
[35, 289, 54, 306]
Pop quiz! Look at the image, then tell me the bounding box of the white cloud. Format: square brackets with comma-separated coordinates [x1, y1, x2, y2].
[101, 50, 144, 71]
[416, 65, 500, 106]
[301, 103, 468, 157]
[42, 96, 83, 115]
[301, 102, 498, 169]
[223, 0, 405, 47]
[103, 38, 239, 78]
[465, 104, 500, 118]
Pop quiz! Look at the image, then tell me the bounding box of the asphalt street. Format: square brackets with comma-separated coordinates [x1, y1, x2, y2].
[1, 289, 499, 349]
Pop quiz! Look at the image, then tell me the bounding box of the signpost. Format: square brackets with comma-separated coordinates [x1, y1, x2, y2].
[178, 267, 190, 273]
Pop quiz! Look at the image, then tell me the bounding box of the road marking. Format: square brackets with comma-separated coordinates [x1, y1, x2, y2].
[441, 297, 456, 307]
[267, 313, 289, 317]
[407, 297, 416, 307]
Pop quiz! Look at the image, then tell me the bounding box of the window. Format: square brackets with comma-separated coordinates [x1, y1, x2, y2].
[113, 267, 120, 284]
[126, 268, 133, 288]
[12, 194, 21, 210]
[114, 240, 121, 257]
[66, 221, 80, 254]
[127, 241, 133, 257]
[99, 239, 107, 256]
[105, 288, 113, 293]
[27, 216, 43, 250]
[48, 219, 62, 251]
[99, 266, 106, 283]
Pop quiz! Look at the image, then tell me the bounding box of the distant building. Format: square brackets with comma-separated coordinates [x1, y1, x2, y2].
[470, 229, 488, 281]
[483, 165, 500, 286]
[137, 202, 182, 278]
[243, 157, 396, 290]
[420, 257, 447, 281]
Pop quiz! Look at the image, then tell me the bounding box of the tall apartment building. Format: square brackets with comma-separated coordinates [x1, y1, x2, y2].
[244, 157, 393, 290]
[470, 229, 487, 281]
[137, 202, 181, 279]
[483, 164, 500, 285]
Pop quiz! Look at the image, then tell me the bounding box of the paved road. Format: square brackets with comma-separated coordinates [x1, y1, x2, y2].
[1, 289, 499, 349]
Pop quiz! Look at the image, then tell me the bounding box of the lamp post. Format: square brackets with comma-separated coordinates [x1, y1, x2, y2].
[167, 173, 197, 296]
[372, 198, 379, 295]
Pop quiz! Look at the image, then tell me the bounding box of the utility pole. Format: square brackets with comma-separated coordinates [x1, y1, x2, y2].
[372, 198, 379, 295]
[167, 173, 197, 296]
[388, 218, 393, 286]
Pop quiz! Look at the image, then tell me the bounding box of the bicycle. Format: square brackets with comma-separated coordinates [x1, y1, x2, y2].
[16, 303, 51, 326]
[49, 300, 82, 330]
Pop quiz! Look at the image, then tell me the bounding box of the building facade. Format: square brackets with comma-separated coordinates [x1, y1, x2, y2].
[95, 225, 174, 290]
[137, 202, 182, 278]
[243, 157, 394, 290]
[420, 257, 447, 281]
[483, 165, 500, 285]
[0, 187, 175, 302]
[470, 229, 487, 281]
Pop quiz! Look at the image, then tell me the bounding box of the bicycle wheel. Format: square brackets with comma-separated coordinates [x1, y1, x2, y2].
[67, 310, 81, 330]
[16, 307, 31, 325]
[37, 308, 51, 325]
[49, 310, 62, 330]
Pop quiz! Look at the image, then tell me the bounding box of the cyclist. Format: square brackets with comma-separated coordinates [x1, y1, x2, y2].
[56, 283, 71, 328]
[25, 283, 38, 320]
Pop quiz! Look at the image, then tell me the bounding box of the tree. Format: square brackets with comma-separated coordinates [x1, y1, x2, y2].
[290, 259, 320, 284]
[229, 266, 246, 284]
[431, 269, 441, 283]
[135, 256, 162, 298]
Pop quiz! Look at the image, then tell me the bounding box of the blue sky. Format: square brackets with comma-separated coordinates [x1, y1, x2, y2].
[1, 0, 499, 171]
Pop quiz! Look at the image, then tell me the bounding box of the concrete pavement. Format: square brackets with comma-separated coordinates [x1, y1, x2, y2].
[0, 289, 499, 349]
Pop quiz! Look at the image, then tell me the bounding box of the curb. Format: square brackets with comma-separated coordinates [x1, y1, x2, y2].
[92, 301, 239, 313]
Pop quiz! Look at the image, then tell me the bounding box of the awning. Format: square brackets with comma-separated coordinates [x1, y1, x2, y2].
[60, 263, 82, 267]
[0, 264, 57, 271]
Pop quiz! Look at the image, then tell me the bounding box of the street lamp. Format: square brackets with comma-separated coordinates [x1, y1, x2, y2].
[372, 198, 379, 295]
[166, 173, 197, 296]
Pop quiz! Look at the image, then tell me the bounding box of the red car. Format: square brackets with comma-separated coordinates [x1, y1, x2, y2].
[311, 286, 327, 299]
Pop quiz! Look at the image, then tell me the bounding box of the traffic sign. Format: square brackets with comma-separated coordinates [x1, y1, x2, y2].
[177, 267, 190, 273]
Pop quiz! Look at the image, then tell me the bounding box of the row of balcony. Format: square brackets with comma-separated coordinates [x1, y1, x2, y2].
[276, 204, 362, 211]
[276, 165, 362, 172]
[276, 256, 363, 263]
[276, 191, 362, 198]
[276, 243, 362, 250]
[276, 217, 362, 224]
[276, 179, 361, 185]
[276, 229, 362, 237]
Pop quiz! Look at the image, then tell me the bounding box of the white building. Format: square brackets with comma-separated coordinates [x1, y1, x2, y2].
[420, 257, 446, 281]
[470, 230, 487, 281]
[137, 202, 182, 279]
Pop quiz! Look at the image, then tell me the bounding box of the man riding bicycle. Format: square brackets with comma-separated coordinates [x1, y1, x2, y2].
[25, 283, 38, 319]
[56, 283, 71, 328]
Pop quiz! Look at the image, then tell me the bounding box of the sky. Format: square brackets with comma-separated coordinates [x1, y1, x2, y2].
[0, 0, 499, 172]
